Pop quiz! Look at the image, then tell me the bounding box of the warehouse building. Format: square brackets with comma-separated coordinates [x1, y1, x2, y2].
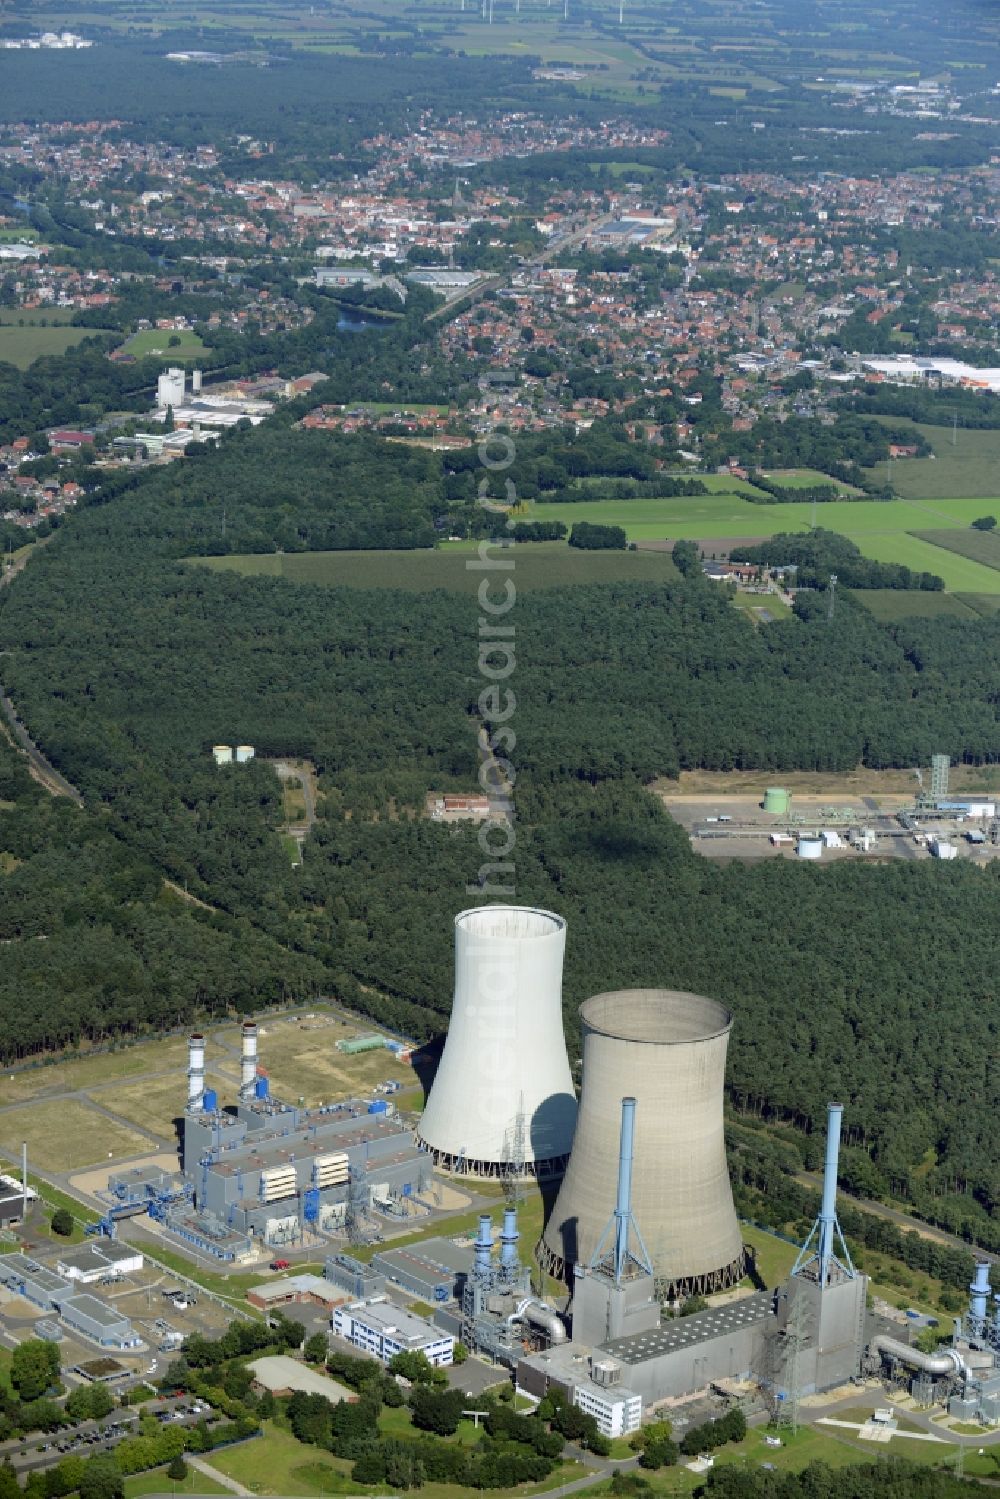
[333, 1300, 455, 1367]
[371, 1237, 475, 1304]
[60, 1293, 140, 1349]
[0, 1254, 72, 1310]
[247, 1273, 343, 1313]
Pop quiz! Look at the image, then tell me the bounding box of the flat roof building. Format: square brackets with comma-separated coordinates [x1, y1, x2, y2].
[334, 1300, 454, 1367]
[372, 1237, 474, 1304]
[516, 1343, 642, 1437]
[61, 1293, 139, 1349]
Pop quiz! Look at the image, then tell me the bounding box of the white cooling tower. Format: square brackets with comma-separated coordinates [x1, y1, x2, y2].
[540, 989, 746, 1299]
[416, 905, 577, 1177]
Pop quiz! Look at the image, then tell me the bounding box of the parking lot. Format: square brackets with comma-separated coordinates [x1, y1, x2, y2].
[0, 1397, 214, 1475]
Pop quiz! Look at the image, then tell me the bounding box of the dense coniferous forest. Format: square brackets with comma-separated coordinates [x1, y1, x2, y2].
[0, 732, 321, 1054]
[2, 448, 1000, 1240]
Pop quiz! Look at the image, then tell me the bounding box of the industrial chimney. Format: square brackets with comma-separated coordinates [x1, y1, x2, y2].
[791, 1102, 855, 1287]
[540, 989, 746, 1299]
[415, 906, 577, 1177]
[187, 1033, 205, 1112]
[240, 1021, 258, 1100]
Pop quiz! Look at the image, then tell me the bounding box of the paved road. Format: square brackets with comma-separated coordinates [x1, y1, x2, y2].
[794, 1172, 998, 1264]
[187, 1453, 251, 1496]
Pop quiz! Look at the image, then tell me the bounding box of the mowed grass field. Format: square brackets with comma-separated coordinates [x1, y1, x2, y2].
[121, 327, 206, 361]
[193, 544, 679, 592]
[211, 1012, 418, 1108]
[0, 324, 109, 368]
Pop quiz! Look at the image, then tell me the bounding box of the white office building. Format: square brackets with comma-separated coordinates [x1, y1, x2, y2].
[333, 1300, 454, 1367]
[572, 1376, 642, 1438]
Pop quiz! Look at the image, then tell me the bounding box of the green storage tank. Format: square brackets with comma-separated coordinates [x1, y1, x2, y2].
[764, 787, 790, 815]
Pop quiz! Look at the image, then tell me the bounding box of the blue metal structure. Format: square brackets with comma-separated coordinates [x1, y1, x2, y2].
[791, 1102, 855, 1286]
[589, 1096, 653, 1284]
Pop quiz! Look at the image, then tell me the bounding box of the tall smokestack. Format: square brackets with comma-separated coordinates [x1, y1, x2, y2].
[240, 1021, 258, 1098]
[818, 1102, 843, 1285]
[792, 1101, 855, 1287]
[21, 1141, 27, 1224]
[187, 1033, 205, 1112]
[474, 1214, 493, 1276]
[500, 1208, 519, 1272]
[613, 1097, 637, 1283]
[970, 1261, 991, 1322]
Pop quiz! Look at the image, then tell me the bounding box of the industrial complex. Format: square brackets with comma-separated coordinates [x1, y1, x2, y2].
[9, 899, 1000, 1445]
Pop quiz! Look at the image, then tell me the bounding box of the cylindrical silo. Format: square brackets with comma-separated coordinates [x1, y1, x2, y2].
[764, 787, 789, 815]
[416, 905, 577, 1177]
[540, 990, 745, 1301]
[235, 745, 255, 764]
[212, 744, 233, 766]
[797, 835, 823, 860]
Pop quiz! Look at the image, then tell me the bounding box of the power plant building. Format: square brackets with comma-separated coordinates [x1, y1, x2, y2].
[416, 906, 577, 1177]
[541, 989, 746, 1299]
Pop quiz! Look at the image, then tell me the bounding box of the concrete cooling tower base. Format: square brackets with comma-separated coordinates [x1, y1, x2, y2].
[537, 1238, 747, 1304]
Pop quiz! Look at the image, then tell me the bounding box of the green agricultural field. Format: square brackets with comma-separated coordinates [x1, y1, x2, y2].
[849, 590, 980, 622]
[854, 532, 1000, 593]
[0, 324, 107, 369]
[122, 328, 206, 361]
[866, 424, 1000, 501]
[192, 544, 679, 592]
[522, 494, 1000, 594]
[911, 527, 1000, 571]
[957, 593, 1000, 615]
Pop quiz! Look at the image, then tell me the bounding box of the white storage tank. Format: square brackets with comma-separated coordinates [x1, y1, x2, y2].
[191, 368, 203, 393]
[797, 835, 824, 860]
[212, 744, 233, 766]
[235, 745, 255, 763]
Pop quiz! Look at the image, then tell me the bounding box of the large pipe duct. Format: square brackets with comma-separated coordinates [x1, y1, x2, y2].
[589, 1095, 653, 1284]
[509, 1298, 567, 1345]
[416, 906, 577, 1176]
[187, 1032, 205, 1111]
[240, 1021, 258, 1098]
[871, 1335, 966, 1380]
[819, 1102, 844, 1285]
[540, 990, 745, 1300]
